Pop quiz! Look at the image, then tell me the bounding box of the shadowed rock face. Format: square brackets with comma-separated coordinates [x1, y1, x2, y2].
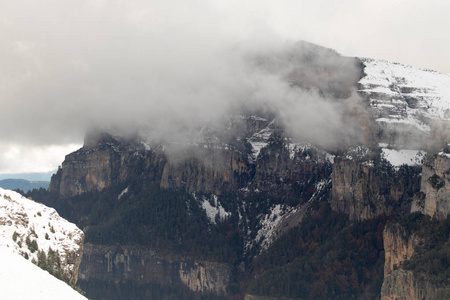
[383, 223, 420, 277]
[381, 269, 438, 300]
[330, 157, 421, 221]
[411, 154, 450, 219]
[380, 222, 445, 300]
[79, 244, 230, 296]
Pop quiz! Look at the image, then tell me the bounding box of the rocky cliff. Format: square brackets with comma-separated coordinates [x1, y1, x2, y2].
[381, 217, 449, 300]
[381, 269, 438, 300]
[382, 222, 420, 277]
[79, 244, 230, 296]
[412, 153, 450, 219]
[160, 148, 253, 195]
[331, 156, 421, 221]
[49, 132, 153, 198]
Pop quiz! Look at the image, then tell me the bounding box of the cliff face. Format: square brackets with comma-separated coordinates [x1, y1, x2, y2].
[49, 133, 152, 198]
[412, 154, 450, 220]
[381, 269, 438, 300]
[382, 222, 420, 277]
[381, 220, 448, 300]
[331, 157, 421, 220]
[160, 148, 253, 195]
[79, 244, 230, 296]
[253, 143, 331, 196]
[179, 261, 230, 295]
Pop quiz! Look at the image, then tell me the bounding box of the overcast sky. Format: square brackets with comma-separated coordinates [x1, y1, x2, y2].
[1, 0, 449, 175]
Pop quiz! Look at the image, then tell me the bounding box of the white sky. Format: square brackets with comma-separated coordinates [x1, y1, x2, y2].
[1, 0, 449, 175]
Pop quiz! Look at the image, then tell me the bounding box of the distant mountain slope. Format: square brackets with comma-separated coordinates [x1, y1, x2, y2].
[0, 179, 49, 192]
[0, 171, 55, 181]
[0, 247, 87, 300]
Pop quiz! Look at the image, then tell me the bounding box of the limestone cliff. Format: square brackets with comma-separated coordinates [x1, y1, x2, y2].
[49, 133, 152, 198]
[383, 222, 420, 277]
[179, 261, 230, 295]
[411, 153, 450, 220]
[160, 148, 253, 195]
[381, 269, 438, 300]
[79, 244, 231, 296]
[253, 143, 332, 196]
[381, 220, 447, 300]
[331, 157, 421, 220]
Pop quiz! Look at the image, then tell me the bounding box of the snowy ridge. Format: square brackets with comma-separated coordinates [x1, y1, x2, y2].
[0, 247, 87, 300]
[0, 188, 84, 277]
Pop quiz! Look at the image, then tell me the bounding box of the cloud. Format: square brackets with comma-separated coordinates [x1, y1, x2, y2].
[1, 0, 447, 173]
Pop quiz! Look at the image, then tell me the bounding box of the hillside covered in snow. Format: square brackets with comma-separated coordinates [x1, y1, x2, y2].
[0, 188, 84, 286]
[0, 247, 87, 300]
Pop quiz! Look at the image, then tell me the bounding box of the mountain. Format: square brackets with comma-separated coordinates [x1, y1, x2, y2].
[0, 179, 49, 192]
[0, 171, 55, 181]
[0, 247, 87, 300]
[28, 42, 450, 300]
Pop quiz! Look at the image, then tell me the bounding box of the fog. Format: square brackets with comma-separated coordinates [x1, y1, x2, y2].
[1, 0, 447, 173]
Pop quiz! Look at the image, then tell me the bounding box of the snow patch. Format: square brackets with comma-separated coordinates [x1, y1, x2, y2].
[247, 120, 275, 162]
[201, 195, 231, 224]
[255, 204, 294, 250]
[0, 247, 87, 300]
[381, 148, 425, 167]
[118, 186, 129, 199]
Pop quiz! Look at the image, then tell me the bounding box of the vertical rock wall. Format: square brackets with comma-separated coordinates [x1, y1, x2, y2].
[412, 154, 450, 220]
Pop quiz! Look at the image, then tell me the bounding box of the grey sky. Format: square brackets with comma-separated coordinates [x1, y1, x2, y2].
[0, 0, 449, 174]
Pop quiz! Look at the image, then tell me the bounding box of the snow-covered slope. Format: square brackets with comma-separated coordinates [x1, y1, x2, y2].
[0, 247, 87, 300]
[359, 58, 450, 166]
[360, 58, 450, 125]
[0, 188, 84, 284]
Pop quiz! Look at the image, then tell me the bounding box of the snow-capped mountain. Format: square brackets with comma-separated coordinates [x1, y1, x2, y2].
[0, 188, 84, 285]
[0, 247, 87, 300]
